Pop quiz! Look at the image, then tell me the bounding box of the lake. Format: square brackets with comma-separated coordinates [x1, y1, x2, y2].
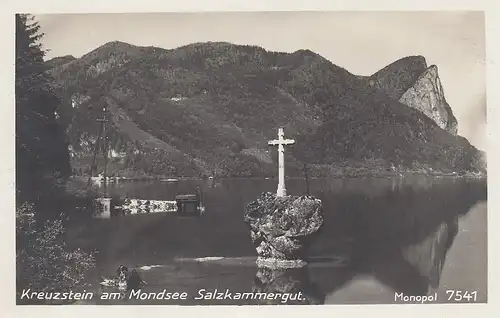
[68, 176, 487, 305]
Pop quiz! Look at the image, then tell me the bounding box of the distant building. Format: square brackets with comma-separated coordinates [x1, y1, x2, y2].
[109, 149, 127, 158]
[170, 96, 187, 102]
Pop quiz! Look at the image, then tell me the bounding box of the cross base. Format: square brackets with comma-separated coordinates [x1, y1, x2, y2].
[276, 184, 287, 197]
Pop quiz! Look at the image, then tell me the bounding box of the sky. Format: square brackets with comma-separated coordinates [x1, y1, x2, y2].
[36, 11, 486, 150]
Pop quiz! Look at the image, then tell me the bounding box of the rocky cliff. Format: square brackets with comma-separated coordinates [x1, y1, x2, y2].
[399, 65, 458, 135]
[365, 57, 458, 135]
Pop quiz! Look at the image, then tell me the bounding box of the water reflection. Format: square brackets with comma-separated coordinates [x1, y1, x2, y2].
[70, 177, 486, 304]
[401, 218, 458, 293]
[308, 179, 484, 302]
[369, 217, 458, 297]
[252, 266, 325, 305]
[251, 198, 461, 303]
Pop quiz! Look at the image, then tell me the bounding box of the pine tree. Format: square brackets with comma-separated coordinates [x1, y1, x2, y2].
[16, 14, 71, 215]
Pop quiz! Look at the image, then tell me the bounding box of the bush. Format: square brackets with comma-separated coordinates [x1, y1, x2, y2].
[16, 203, 96, 304]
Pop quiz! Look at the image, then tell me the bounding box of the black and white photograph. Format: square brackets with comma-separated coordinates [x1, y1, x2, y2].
[9, 5, 492, 311]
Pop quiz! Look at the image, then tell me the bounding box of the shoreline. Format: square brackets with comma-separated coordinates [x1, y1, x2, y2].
[70, 171, 487, 184]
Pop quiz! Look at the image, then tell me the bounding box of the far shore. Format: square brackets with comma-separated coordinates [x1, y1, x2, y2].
[70, 170, 486, 184]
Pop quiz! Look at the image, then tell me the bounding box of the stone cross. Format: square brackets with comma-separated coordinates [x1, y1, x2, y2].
[268, 128, 295, 197]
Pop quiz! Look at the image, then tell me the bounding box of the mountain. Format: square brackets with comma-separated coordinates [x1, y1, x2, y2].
[363, 56, 457, 135]
[46, 41, 486, 179]
[45, 55, 76, 69]
[399, 65, 458, 135]
[365, 55, 428, 100]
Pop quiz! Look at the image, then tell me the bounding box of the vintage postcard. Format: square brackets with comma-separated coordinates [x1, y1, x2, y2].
[1, 0, 498, 317]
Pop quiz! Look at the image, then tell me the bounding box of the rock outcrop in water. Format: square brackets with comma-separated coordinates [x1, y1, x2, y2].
[244, 192, 324, 268]
[399, 65, 458, 135]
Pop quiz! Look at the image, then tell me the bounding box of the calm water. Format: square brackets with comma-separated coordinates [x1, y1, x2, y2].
[68, 176, 487, 305]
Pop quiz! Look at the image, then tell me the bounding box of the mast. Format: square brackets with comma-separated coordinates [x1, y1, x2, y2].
[87, 124, 102, 187]
[96, 107, 109, 196]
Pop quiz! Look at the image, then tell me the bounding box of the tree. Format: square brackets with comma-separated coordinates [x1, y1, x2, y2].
[16, 203, 96, 304]
[15, 16, 96, 304]
[16, 14, 71, 216]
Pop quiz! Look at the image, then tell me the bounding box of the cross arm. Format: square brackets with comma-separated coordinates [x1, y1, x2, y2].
[268, 139, 295, 146]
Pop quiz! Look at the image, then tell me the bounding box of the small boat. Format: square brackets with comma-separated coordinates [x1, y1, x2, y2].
[99, 276, 127, 290]
[99, 277, 115, 287]
[160, 178, 179, 182]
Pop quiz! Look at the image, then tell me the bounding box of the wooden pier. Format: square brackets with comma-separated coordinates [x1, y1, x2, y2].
[95, 194, 204, 219]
